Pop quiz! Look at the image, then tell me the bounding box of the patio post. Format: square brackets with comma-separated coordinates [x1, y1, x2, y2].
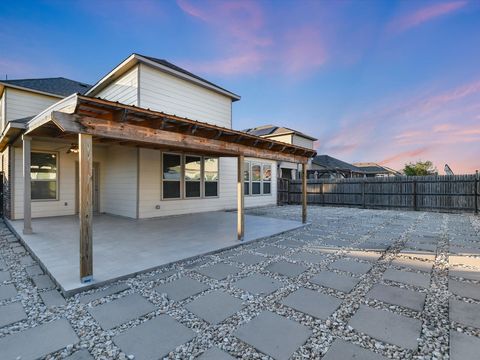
[237, 154, 245, 240]
[302, 162, 307, 224]
[22, 135, 32, 234]
[79, 133, 93, 283]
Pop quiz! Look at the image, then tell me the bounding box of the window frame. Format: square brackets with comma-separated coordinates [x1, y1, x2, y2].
[203, 156, 219, 198]
[262, 163, 272, 195]
[250, 162, 262, 195]
[184, 154, 202, 199]
[244, 160, 250, 196]
[161, 152, 183, 200]
[30, 150, 59, 202]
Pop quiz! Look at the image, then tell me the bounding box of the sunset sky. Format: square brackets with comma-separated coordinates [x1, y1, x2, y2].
[1, 0, 479, 173]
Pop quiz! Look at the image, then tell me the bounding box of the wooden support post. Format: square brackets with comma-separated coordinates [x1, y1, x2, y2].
[79, 133, 93, 283]
[302, 163, 307, 224]
[237, 154, 245, 240]
[475, 170, 479, 215]
[22, 135, 32, 234]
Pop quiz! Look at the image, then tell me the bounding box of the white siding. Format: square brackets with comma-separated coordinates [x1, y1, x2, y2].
[292, 134, 314, 149]
[139, 64, 232, 128]
[96, 66, 139, 106]
[268, 134, 292, 144]
[138, 151, 276, 218]
[5, 88, 58, 125]
[102, 145, 138, 218]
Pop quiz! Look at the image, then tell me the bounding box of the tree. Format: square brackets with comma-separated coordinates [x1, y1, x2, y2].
[402, 161, 437, 176]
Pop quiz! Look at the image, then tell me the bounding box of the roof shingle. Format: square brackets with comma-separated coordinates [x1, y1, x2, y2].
[1, 77, 91, 97]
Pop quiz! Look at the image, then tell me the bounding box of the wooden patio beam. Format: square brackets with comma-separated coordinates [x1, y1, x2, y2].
[79, 133, 93, 283]
[237, 154, 245, 241]
[51, 112, 311, 163]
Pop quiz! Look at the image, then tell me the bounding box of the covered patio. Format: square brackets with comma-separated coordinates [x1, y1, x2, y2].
[7, 211, 304, 295]
[3, 94, 315, 294]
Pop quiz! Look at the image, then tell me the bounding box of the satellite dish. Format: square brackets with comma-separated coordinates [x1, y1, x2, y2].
[444, 164, 454, 175]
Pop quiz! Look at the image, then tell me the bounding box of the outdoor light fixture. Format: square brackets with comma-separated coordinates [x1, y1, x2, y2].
[66, 144, 79, 154]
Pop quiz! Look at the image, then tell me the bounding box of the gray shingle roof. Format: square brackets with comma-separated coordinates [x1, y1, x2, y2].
[243, 125, 317, 141]
[1, 77, 91, 97]
[312, 155, 363, 173]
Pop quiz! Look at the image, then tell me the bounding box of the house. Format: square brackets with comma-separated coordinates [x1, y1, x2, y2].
[243, 125, 317, 179]
[0, 53, 315, 288]
[353, 162, 400, 177]
[309, 155, 364, 179]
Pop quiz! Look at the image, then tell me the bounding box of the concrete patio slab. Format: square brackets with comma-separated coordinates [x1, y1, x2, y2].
[450, 298, 480, 328]
[323, 339, 388, 360]
[185, 290, 243, 324]
[348, 305, 422, 349]
[234, 311, 312, 360]
[0, 302, 27, 328]
[330, 258, 372, 275]
[196, 263, 241, 280]
[266, 260, 308, 277]
[154, 277, 209, 301]
[8, 212, 303, 296]
[197, 347, 236, 359]
[113, 315, 195, 360]
[77, 283, 130, 304]
[0, 284, 17, 301]
[0, 318, 79, 360]
[383, 268, 430, 288]
[281, 287, 342, 320]
[88, 293, 156, 329]
[450, 330, 480, 360]
[449, 279, 480, 300]
[234, 274, 283, 296]
[367, 284, 426, 311]
[40, 290, 67, 307]
[310, 271, 360, 293]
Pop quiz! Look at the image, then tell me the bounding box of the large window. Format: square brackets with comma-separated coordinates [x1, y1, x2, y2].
[244, 161, 273, 196]
[31, 152, 57, 200]
[162, 153, 181, 199]
[204, 157, 218, 197]
[185, 155, 201, 198]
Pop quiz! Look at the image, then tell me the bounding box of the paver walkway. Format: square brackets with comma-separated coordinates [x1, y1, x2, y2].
[0, 206, 479, 359]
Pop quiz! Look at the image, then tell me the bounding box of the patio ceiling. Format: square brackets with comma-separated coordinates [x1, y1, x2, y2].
[22, 94, 316, 163]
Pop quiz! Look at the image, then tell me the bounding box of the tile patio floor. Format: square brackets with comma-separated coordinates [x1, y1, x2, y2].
[0, 205, 480, 359]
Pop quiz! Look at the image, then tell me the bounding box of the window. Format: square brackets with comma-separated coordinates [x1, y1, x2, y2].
[263, 164, 271, 194]
[31, 152, 57, 200]
[162, 153, 181, 199]
[251, 164, 261, 195]
[204, 157, 218, 197]
[244, 161, 250, 195]
[185, 155, 201, 198]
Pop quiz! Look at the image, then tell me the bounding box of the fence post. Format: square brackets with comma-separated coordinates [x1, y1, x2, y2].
[362, 180, 366, 209]
[475, 170, 479, 214]
[413, 179, 417, 211]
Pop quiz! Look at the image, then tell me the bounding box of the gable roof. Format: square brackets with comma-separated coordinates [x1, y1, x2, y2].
[312, 155, 363, 173]
[86, 53, 240, 101]
[0, 77, 91, 97]
[243, 124, 317, 141]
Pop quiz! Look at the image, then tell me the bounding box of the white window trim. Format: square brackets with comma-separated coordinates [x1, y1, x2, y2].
[203, 156, 219, 198]
[31, 150, 59, 202]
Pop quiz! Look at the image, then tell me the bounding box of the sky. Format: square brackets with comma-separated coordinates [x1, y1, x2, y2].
[1, 0, 479, 173]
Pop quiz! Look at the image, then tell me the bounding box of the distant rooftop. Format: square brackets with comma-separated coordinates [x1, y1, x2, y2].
[354, 162, 400, 175]
[243, 124, 317, 141]
[312, 155, 363, 173]
[0, 77, 91, 97]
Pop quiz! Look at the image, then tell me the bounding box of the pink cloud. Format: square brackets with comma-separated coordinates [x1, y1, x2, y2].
[388, 1, 467, 33]
[379, 147, 431, 166]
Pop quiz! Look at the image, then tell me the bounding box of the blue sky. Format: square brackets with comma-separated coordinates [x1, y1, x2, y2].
[1, 0, 479, 172]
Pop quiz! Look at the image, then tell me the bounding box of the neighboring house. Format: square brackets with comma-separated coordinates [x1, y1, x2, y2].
[353, 162, 401, 177]
[309, 155, 364, 179]
[243, 125, 317, 180]
[0, 53, 314, 243]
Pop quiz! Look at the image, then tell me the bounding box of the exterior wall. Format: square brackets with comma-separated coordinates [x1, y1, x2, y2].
[1, 147, 11, 218]
[268, 134, 292, 145]
[138, 150, 276, 218]
[0, 91, 4, 131]
[292, 134, 314, 149]
[12, 140, 107, 220]
[96, 66, 139, 106]
[139, 64, 232, 128]
[102, 145, 138, 218]
[4, 88, 58, 125]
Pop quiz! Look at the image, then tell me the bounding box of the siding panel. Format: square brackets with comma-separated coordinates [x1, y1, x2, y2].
[5, 88, 58, 122]
[96, 66, 139, 106]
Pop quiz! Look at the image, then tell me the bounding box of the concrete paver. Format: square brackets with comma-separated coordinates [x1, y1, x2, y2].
[197, 347, 236, 359]
[235, 274, 283, 296]
[330, 258, 372, 274]
[40, 290, 67, 307]
[449, 279, 480, 301]
[449, 266, 480, 281]
[367, 284, 426, 311]
[32, 275, 55, 289]
[323, 339, 388, 360]
[186, 290, 243, 324]
[0, 302, 27, 328]
[266, 260, 307, 277]
[289, 250, 328, 264]
[391, 257, 433, 272]
[383, 268, 430, 288]
[229, 253, 266, 265]
[0, 284, 17, 301]
[0, 270, 11, 282]
[154, 277, 209, 301]
[78, 283, 130, 304]
[281, 287, 342, 320]
[450, 330, 480, 360]
[450, 298, 480, 328]
[310, 271, 360, 293]
[196, 263, 241, 280]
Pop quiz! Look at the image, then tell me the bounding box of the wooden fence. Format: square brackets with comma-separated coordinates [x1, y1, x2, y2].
[278, 174, 480, 213]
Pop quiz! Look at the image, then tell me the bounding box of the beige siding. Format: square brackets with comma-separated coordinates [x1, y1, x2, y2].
[268, 134, 293, 144]
[102, 145, 138, 218]
[5, 88, 58, 123]
[292, 134, 314, 149]
[138, 151, 276, 218]
[96, 66, 139, 106]
[139, 64, 232, 128]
